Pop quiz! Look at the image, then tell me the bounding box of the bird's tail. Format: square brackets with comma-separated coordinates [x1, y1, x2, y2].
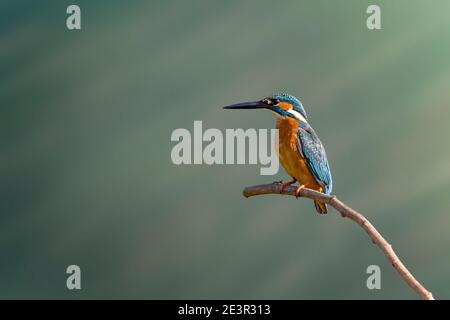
[314, 200, 328, 214]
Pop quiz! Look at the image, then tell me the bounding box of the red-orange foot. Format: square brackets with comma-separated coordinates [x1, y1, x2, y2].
[278, 178, 297, 193]
[295, 184, 305, 198]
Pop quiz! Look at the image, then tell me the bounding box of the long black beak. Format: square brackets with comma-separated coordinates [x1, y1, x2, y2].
[223, 100, 267, 110]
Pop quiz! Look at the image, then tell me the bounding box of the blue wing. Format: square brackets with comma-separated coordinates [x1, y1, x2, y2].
[296, 123, 333, 194]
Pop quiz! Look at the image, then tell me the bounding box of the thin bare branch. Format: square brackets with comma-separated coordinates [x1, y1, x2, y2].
[242, 183, 434, 300]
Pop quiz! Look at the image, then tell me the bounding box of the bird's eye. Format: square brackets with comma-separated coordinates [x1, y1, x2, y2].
[271, 99, 280, 105]
[262, 98, 272, 105]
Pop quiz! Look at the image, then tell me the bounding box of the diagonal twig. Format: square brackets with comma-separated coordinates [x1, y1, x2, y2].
[242, 183, 434, 300]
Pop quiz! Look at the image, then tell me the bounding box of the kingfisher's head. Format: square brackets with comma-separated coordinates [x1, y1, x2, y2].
[223, 93, 307, 121]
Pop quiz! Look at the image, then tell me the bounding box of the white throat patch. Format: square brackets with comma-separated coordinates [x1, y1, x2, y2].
[287, 109, 307, 122]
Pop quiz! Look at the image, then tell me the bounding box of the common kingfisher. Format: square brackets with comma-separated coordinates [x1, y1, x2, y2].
[224, 94, 333, 214]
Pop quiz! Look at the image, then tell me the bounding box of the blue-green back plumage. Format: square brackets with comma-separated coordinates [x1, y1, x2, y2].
[296, 121, 333, 195]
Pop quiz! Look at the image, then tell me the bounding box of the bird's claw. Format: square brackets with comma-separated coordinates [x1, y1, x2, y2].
[295, 185, 305, 198]
[278, 179, 297, 193]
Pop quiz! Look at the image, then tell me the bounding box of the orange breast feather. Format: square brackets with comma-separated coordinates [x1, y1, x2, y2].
[276, 118, 322, 190]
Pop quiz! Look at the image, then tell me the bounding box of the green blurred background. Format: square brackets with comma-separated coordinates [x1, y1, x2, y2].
[1, 0, 450, 299]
